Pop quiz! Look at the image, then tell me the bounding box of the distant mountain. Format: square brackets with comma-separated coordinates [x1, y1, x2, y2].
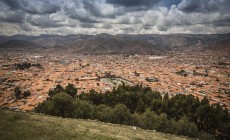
[206, 39, 230, 53]
[0, 40, 40, 49]
[63, 33, 230, 54]
[116, 34, 230, 50]
[66, 35, 163, 55]
[0, 33, 229, 54]
[0, 34, 81, 47]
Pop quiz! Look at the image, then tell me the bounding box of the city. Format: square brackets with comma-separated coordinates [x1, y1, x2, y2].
[0, 48, 229, 113]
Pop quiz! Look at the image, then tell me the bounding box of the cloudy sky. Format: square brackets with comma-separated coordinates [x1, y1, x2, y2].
[0, 0, 230, 35]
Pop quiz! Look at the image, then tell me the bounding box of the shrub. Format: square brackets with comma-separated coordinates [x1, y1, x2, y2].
[73, 99, 94, 119]
[111, 104, 132, 125]
[174, 117, 199, 137]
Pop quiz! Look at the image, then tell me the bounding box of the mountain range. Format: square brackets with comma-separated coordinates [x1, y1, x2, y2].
[0, 33, 229, 54]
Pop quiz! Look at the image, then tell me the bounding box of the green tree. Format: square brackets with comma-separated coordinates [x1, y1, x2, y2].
[65, 83, 77, 98]
[14, 87, 21, 99]
[174, 117, 199, 137]
[35, 100, 55, 115]
[95, 104, 113, 122]
[163, 93, 169, 101]
[154, 113, 169, 132]
[73, 99, 94, 119]
[48, 84, 64, 98]
[138, 108, 157, 130]
[23, 90, 31, 98]
[52, 92, 74, 118]
[201, 96, 209, 105]
[136, 98, 146, 113]
[151, 99, 163, 114]
[112, 104, 132, 125]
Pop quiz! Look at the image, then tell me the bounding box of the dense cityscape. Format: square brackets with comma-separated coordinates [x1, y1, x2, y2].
[0, 48, 229, 113]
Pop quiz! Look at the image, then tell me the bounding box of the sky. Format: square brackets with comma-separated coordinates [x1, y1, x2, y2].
[0, 0, 230, 35]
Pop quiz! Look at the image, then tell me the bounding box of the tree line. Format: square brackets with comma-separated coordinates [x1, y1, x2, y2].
[35, 84, 229, 139]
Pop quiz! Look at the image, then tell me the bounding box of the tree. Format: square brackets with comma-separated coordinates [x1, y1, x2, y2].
[151, 99, 163, 114]
[163, 93, 169, 101]
[112, 104, 132, 125]
[154, 113, 169, 132]
[138, 108, 157, 130]
[88, 89, 102, 105]
[73, 99, 94, 119]
[48, 84, 64, 98]
[197, 104, 212, 131]
[174, 117, 199, 137]
[23, 90, 31, 98]
[35, 84, 228, 139]
[35, 100, 55, 115]
[95, 104, 113, 122]
[14, 87, 21, 99]
[201, 96, 209, 105]
[65, 83, 77, 98]
[136, 98, 147, 113]
[52, 92, 74, 118]
[56, 84, 64, 91]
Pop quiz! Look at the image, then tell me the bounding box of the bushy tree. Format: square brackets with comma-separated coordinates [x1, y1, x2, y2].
[23, 90, 31, 98]
[35, 100, 55, 115]
[136, 98, 147, 113]
[174, 117, 199, 137]
[35, 84, 229, 139]
[154, 113, 169, 132]
[51, 92, 74, 118]
[112, 104, 131, 125]
[48, 84, 64, 98]
[163, 93, 169, 101]
[95, 104, 113, 122]
[138, 108, 157, 130]
[73, 99, 94, 119]
[65, 83, 77, 98]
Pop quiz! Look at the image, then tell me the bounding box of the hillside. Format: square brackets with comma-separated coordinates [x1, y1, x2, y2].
[0, 40, 40, 49]
[0, 110, 192, 140]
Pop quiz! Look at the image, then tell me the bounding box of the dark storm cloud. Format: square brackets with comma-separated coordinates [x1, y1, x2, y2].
[2, 0, 60, 14]
[26, 15, 65, 28]
[64, 0, 121, 22]
[177, 0, 230, 13]
[171, 0, 230, 32]
[106, 0, 161, 7]
[1, 0, 21, 9]
[82, 0, 105, 17]
[157, 0, 182, 8]
[0, 0, 229, 35]
[64, 8, 99, 24]
[62, 0, 100, 23]
[0, 1, 25, 23]
[0, 11, 26, 23]
[210, 15, 230, 27]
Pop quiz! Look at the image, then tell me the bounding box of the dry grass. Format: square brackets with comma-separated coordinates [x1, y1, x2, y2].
[0, 110, 194, 140]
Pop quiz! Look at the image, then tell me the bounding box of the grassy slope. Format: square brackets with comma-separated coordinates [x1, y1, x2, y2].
[0, 110, 193, 140]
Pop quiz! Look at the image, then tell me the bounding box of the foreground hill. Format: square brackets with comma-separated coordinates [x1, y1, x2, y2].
[0, 110, 192, 140]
